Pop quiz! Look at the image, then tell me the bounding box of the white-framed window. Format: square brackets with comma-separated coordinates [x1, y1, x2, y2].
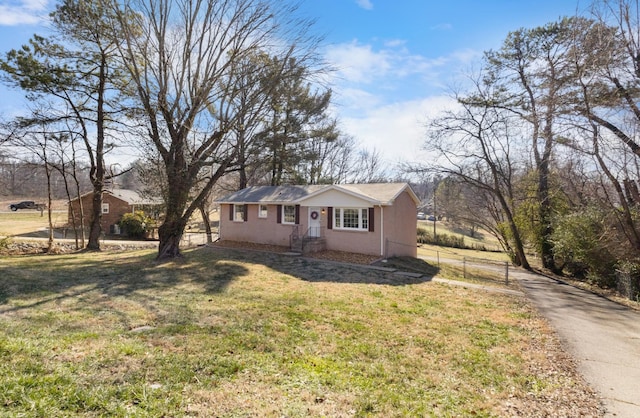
[102, 203, 109, 214]
[258, 204, 268, 218]
[282, 205, 296, 224]
[334, 208, 369, 231]
[233, 204, 245, 222]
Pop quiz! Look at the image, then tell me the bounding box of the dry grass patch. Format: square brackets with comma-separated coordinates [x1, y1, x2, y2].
[0, 210, 68, 237]
[0, 246, 602, 416]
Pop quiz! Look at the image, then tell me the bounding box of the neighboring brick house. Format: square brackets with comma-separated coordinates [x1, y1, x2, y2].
[216, 183, 420, 257]
[68, 189, 162, 235]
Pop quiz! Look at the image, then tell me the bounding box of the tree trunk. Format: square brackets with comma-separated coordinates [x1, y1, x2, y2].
[510, 225, 531, 270]
[42, 147, 54, 253]
[239, 167, 247, 190]
[157, 217, 186, 259]
[66, 193, 80, 248]
[75, 175, 86, 248]
[537, 105, 556, 271]
[86, 53, 108, 251]
[497, 191, 531, 270]
[238, 130, 248, 189]
[537, 162, 555, 271]
[60, 163, 80, 249]
[156, 168, 189, 259]
[199, 205, 214, 244]
[86, 184, 103, 251]
[75, 184, 86, 248]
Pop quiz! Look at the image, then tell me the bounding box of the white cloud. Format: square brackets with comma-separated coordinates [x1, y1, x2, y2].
[341, 96, 458, 167]
[326, 39, 475, 85]
[325, 40, 392, 84]
[0, 0, 48, 25]
[23, 0, 46, 10]
[322, 38, 480, 171]
[325, 40, 448, 87]
[355, 0, 373, 10]
[332, 87, 382, 114]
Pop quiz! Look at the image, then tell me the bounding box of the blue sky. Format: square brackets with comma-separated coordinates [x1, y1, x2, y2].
[0, 0, 586, 169]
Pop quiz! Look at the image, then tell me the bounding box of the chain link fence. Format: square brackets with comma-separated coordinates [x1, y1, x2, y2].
[415, 244, 512, 286]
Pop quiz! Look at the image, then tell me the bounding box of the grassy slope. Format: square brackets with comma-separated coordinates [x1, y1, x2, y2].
[0, 247, 600, 417]
[417, 220, 502, 251]
[417, 220, 512, 265]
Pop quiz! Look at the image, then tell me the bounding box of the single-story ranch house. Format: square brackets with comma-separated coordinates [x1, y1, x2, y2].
[68, 189, 161, 234]
[216, 183, 419, 257]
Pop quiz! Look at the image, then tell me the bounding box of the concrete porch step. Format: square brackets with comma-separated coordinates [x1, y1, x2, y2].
[291, 238, 303, 252]
[301, 237, 326, 254]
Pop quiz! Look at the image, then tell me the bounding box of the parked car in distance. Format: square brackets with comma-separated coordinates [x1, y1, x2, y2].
[9, 201, 45, 211]
[427, 215, 436, 222]
[417, 212, 426, 220]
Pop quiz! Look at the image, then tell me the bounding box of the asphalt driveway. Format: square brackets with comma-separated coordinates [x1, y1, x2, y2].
[513, 269, 640, 418]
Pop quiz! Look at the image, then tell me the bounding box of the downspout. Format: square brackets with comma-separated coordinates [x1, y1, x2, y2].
[218, 205, 224, 240]
[379, 205, 384, 256]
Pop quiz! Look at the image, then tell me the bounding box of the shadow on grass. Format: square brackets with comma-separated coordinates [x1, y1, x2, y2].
[0, 249, 247, 313]
[0, 245, 440, 319]
[205, 247, 439, 286]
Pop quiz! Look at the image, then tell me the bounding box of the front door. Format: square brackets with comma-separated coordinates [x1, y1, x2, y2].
[308, 207, 322, 238]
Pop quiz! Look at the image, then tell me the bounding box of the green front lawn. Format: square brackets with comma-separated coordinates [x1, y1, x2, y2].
[0, 247, 597, 416]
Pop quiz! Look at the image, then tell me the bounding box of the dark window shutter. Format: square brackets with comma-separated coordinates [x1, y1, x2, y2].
[229, 204, 234, 221]
[277, 205, 282, 224]
[369, 207, 375, 232]
[327, 207, 333, 229]
[244, 204, 248, 222]
[295, 205, 300, 224]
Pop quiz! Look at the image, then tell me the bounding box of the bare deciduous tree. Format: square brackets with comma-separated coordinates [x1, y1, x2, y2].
[421, 80, 531, 269]
[112, 0, 324, 259]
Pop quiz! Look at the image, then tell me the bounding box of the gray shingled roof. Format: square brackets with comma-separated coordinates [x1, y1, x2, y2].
[216, 183, 418, 205]
[216, 185, 325, 204]
[108, 189, 162, 205]
[70, 189, 162, 205]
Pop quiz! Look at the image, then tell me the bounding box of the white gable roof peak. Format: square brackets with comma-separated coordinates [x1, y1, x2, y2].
[300, 183, 419, 206]
[299, 184, 377, 204]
